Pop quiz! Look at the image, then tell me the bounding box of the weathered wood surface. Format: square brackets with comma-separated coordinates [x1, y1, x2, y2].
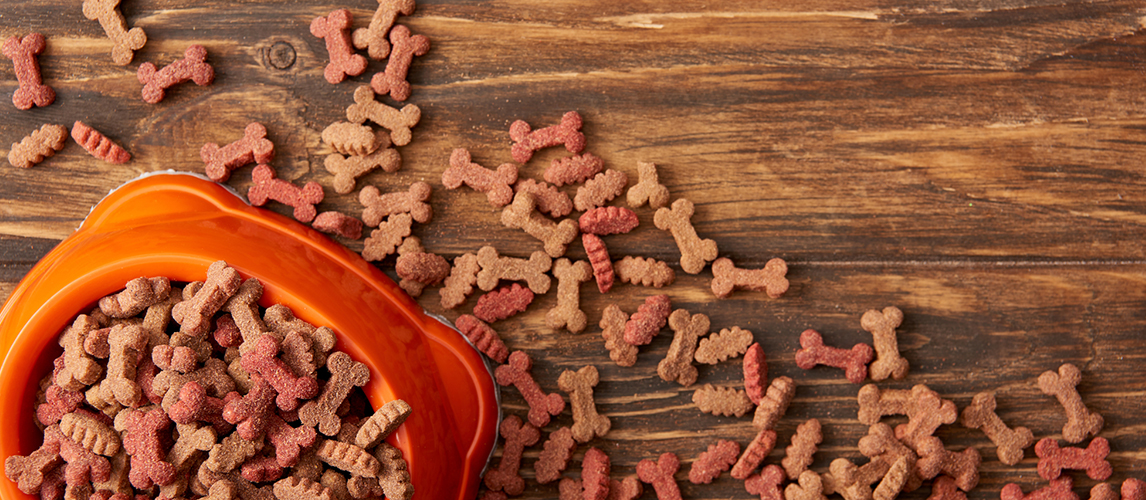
[3, 0, 1146, 499]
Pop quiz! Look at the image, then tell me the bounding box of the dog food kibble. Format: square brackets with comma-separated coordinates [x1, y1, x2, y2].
[501, 191, 579, 258]
[359, 182, 432, 226]
[346, 86, 421, 147]
[744, 342, 768, 404]
[533, 427, 575, 484]
[581, 447, 611, 500]
[582, 233, 615, 293]
[440, 253, 480, 309]
[574, 169, 628, 212]
[326, 142, 402, 194]
[361, 213, 413, 261]
[476, 246, 552, 294]
[782, 419, 823, 479]
[600, 304, 639, 367]
[794, 329, 873, 384]
[695, 326, 753, 364]
[1035, 437, 1112, 481]
[311, 9, 367, 84]
[545, 258, 593, 333]
[248, 164, 325, 223]
[3, 32, 54, 110]
[658, 309, 706, 387]
[654, 198, 719, 274]
[960, 391, 1034, 465]
[514, 179, 574, 218]
[627, 161, 670, 209]
[395, 237, 450, 297]
[711, 257, 790, 299]
[9, 123, 67, 168]
[1039, 363, 1104, 443]
[689, 439, 739, 484]
[579, 206, 639, 236]
[692, 384, 754, 417]
[861, 306, 909, 381]
[558, 364, 611, 443]
[483, 415, 539, 496]
[455, 314, 509, 363]
[443, 148, 519, 207]
[313, 211, 365, 240]
[636, 452, 682, 500]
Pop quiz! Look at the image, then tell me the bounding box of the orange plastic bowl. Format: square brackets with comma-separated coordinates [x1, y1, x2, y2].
[0, 172, 499, 500]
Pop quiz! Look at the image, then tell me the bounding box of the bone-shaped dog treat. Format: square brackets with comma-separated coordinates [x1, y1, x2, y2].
[441, 253, 480, 309]
[443, 148, 519, 207]
[857, 384, 917, 425]
[581, 447, 611, 500]
[265, 410, 317, 468]
[370, 25, 429, 101]
[502, 191, 580, 258]
[574, 169, 628, 212]
[72, 121, 131, 164]
[114, 406, 176, 488]
[3, 33, 54, 109]
[858, 422, 921, 493]
[222, 373, 276, 440]
[583, 233, 616, 293]
[546, 153, 604, 187]
[56, 314, 104, 390]
[45, 422, 111, 488]
[248, 164, 325, 223]
[509, 111, 586, 164]
[496, 350, 565, 427]
[693, 384, 754, 417]
[753, 376, 795, 431]
[4, 438, 61, 495]
[654, 198, 719, 274]
[168, 380, 236, 435]
[861, 306, 909, 381]
[783, 419, 823, 479]
[786, 471, 828, 500]
[690, 440, 740, 485]
[300, 351, 369, 436]
[580, 206, 639, 236]
[1039, 363, 1104, 443]
[1001, 477, 1077, 500]
[38, 383, 84, 426]
[455, 314, 509, 363]
[746, 465, 786, 500]
[322, 121, 378, 157]
[137, 44, 214, 104]
[637, 452, 682, 500]
[695, 326, 753, 364]
[711, 257, 790, 299]
[325, 148, 401, 195]
[960, 391, 1034, 465]
[353, 0, 416, 59]
[100, 276, 170, 318]
[159, 423, 217, 499]
[928, 476, 968, 500]
[59, 411, 120, 457]
[395, 237, 450, 297]
[614, 256, 675, 288]
[102, 323, 148, 407]
[313, 211, 365, 240]
[172, 260, 241, 338]
[795, 329, 873, 384]
[1036, 437, 1112, 481]
[744, 342, 768, 404]
[546, 258, 593, 333]
[361, 213, 413, 261]
[241, 335, 319, 412]
[514, 179, 574, 218]
[559, 364, 611, 443]
[534, 427, 575, 485]
[346, 86, 421, 146]
[628, 161, 670, 209]
[658, 309, 707, 387]
[202, 122, 275, 182]
[914, 437, 980, 491]
[896, 386, 958, 451]
[359, 182, 431, 226]
[476, 246, 553, 293]
[1124, 479, 1146, 500]
[600, 304, 638, 367]
[153, 357, 236, 411]
[82, 0, 146, 65]
[205, 433, 265, 475]
[310, 9, 367, 84]
[8, 123, 67, 169]
[483, 415, 539, 496]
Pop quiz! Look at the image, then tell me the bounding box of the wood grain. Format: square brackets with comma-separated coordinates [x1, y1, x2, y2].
[2, 0, 1146, 499]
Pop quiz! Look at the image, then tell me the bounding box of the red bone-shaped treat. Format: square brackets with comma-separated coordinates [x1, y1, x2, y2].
[1038, 363, 1104, 443]
[3, 436, 61, 495]
[443, 148, 518, 207]
[240, 335, 320, 411]
[370, 25, 429, 101]
[44, 423, 110, 487]
[310, 9, 367, 84]
[1035, 437, 1112, 481]
[3, 33, 54, 109]
[266, 412, 317, 468]
[794, 329, 873, 384]
[353, 0, 417, 60]
[248, 164, 324, 223]
[509, 111, 586, 164]
[637, 452, 682, 500]
[168, 380, 238, 434]
[346, 85, 421, 146]
[960, 391, 1034, 465]
[495, 350, 565, 428]
[137, 45, 214, 104]
[222, 372, 277, 440]
[1001, 477, 1077, 500]
[711, 257, 789, 299]
[746, 465, 786, 500]
[114, 406, 176, 489]
[72, 121, 130, 164]
[201, 123, 275, 182]
[359, 182, 432, 226]
[483, 415, 540, 496]
[37, 383, 84, 427]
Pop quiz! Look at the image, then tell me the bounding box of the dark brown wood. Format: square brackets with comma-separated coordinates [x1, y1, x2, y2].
[3, 1, 1146, 499]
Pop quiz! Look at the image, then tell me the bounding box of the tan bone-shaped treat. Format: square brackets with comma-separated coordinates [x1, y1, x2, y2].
[558, 365, 611, 443]
[352, 0, 416, 59]
[3, 438, 61, 495]
[862, 306, 909, 381]
[501, 191, 579, 258]
[172, 260, 242, 338]
[545, 258, 593, 333]
[56, 314, 103, 391]
[325, 138, 400, 195]
[627, 161, 670, 209]
[1038, 363, 1104, 443]
[654, 198, 719, 274]
[101, 323, 148, 407]
[263, 304, 337, 365]
[360, 182, 431, 226]
[205, 432, 264, 473]
[442, 148, 518, 207]
[82, 0, 147, 65]
[896, 386, 958, 451]
[786, 470, 827, 500]
[711, 257, 790, 299]
[614, 256, 675, 288]
[960, 391, 1035, 465]
[657, 309, 708, 387]
[856, 384, 915, 426]
[159, 423, 217, 499]
[225, 279, 274, 355]
[476, 246, 552, 294]
[300, 352, 370, 436]
[99, 276, 171, 318]
[345, 86, 420, 146]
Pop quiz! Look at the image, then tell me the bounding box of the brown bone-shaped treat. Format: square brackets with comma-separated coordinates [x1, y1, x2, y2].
[455, 314, 508, 364]
[514, 179, 573, 218]
[509, 111, 586, 164]
[361, 213, 413, 261]
[573, 169, 628, 212]
[858, 423, 921, 493]
[732, 429, 778, 479]
[310, 9, 367, 84]
[927, 476, 968, 500]
[484, 415, 540, 496]
[346, 86, 420, 146]
[558, 364, 611, 443]
[534, 427, 575, 484]
[786, 471, 827, 500]
[654, 198, 719, 274]
[692, 384, 754, 417]
[1039, 363, 1104, 443]
[960, 391, 1035, 465]
[56, 314, 103, 390]
[545, 258, 593, 333]
[546, 153, 603, 187]
[248, 164, 325, 223]
[658, 309, 707, 387]
[600, 304, 638, 367]
[325, 146, 401, 195]
[783, 419, 823, 479]
[173, 260, 241, 338]
[476, 246, 552, 293]
[395, 237, 450, 297]
[861, 306, 909, 381]
[711, 257, 790, 299]
[443, 148, 518, 207]
[72, 120, 130, 164]
[101, 323, 148, 407]
[628, 161, 670, 209]
[440, 253, 479, 309]
[300, 352, 370, 436]
[637, 452, 681, 500]
[4, 438, 61, 495]
[857, 384, 916, 425]
[369, 25, 429, 101]
[695, 326, 753, 364]
[225, 278, 271, 353]
[794, 329, 873, 384]
[8, 123, 67, 169]
[914, 437, 980, 491]
[159, 423, 217, 499]
[3, 33, 54, 109]
[137, 44, 214, 104]
[353, 0, 416, 59]
[496, 350, 565, 427]
[896, 386, 958, 451]
[1035, 437, 1112, 481]
[745, 465, 786, 500]
[202, 123, 275, 182]
[1001, 477, 1078, 500]
[81, 0, 146, 65]
[360, 182, 431, 226]
[753, 376, 795, 431]
[99, 276, 171, 318]
[614, 256, 675, 288]
[501, 191, 579, 258]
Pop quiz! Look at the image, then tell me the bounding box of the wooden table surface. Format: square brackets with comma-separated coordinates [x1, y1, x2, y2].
[3, 1, 1146, 499]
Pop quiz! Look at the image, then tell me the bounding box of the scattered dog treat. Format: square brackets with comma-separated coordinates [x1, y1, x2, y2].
[443, 148, 519, 207]
[72, 121, 130, 164]
[395, 237, 450, 297]
[137, 44, 214, 104]
[310, 9, 368, 84]
[483, 415, 539, 496]
[558, 364, 611, 443]
[1035, 437, 1112, 481]
[753, 376, 795, 431]
[514, 179, 574, 218]
[654, 198, 719, 274]
[858, 422, 924, 493]
[1038, 363, 1104, 443]
[695, 326, 753, 364]
[613, 256, 675, 288]
[473, 283, 535, 323]
[476, 246, 553, 293]
[857, 384, 916, 426]
[637, 452, 682, 500]
[861, 306, 909, 381]
[361, 213, 413, 261]
[692, 384, 754, 417]
[359, 182, 432, 226]
[502, 191, 579, 258]
[353, 0, 416, 59]
[960, 390, 1035, 465]
[441, 253, 480, 309]
[3, 33, 54, 110]
[9, 123, 67, 168]
[794, 329, 873, 384]
[600, 304, 638, 367]
[82, 0, 147, 65]
[248, 164, 325, 223]
[369, 25, 429, 101]
[580, 206, 639, 236]
[534, 426, 575, 484]
[574, 169, 628, 212]
[312, 211, 365, 240]
[746, 464, 786, 500]
[326, 148, 401, 195]
[495, 350, 565, 427]
[927, 475, 968, 500]
[581, 447, 611, 500]
[545, 153, 603, 187]
[711, 257, 789, 299]
[896, 386, 958, 450]
[546, 258, 593, 333]
[658, 309, 707, 387]
[455, 314, 509, 363]
[4, 437, 61, 495]
[627, 161, 670, 209]
[1000, 476, 1075, 500]
[1125, 479, 1146, 500]
[914, 437, 980, 491]
[744, 342, 767, 405]
[509, 110, 586, 164]
[322, 121, 378, 157]
[783, 418, 822, 479]
[346, 86, 420, 146]
[689, 439, 739, 484]
[786, 470, 827, 500]
[583, 233, 615, 293]
[202, 122, 275, 183]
